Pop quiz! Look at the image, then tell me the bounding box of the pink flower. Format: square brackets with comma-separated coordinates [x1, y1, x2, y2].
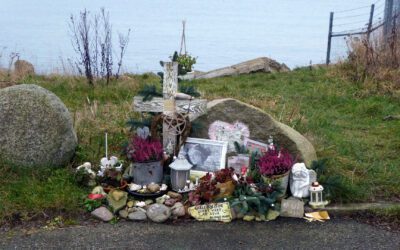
[258, 148, 294, 177]
[126, 136, 163, 162]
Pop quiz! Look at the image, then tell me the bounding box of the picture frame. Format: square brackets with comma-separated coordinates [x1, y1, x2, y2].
[178, 137, 228, 177]
[243, 138, 269, 154]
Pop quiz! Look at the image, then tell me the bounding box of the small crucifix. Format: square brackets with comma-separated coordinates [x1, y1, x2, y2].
[133, 62, 207, 155]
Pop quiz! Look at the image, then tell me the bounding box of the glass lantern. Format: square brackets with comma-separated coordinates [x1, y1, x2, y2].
[169, 156, 193, 192]
[309, 182, 326, 208]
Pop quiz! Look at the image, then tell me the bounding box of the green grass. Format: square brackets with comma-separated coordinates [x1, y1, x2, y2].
[0, 162, 86, 225]
[0, 68, 399, 224]
[185, 68, 400, 201]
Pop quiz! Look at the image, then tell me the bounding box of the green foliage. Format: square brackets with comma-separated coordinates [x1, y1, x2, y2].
[234, 141, 249, 154]
[179, 85, 201, 97]
[137, 85, 162, 101]
[230, 182, 278, 216]
[248, 151, 261, 183]
[126, 117, 152, 131]
[176, 53, 197, 74]
[310, 159, 352, 201]
[83, 198, 103, 212]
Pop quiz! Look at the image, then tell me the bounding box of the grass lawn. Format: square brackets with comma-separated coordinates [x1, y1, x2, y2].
[0, 67, 399, 225]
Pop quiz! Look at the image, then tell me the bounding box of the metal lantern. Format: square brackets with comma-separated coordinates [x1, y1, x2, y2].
[169, 156, 193, 192]
[309, 182, 326, 208]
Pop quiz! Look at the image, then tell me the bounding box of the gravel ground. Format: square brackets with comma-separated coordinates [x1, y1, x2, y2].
[1, 218, 399, 250]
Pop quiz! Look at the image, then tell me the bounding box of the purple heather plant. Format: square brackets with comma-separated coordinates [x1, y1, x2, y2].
[126, 136, 163, 163]
[257, 149, 294, 177]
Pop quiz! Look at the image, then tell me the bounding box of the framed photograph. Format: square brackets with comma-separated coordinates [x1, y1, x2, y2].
[178, 137, 228, 176]
[244, 138, 269, 154]
[227, 154, 250, 174]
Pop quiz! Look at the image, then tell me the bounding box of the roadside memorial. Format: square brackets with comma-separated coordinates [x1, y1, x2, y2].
[76, 59, 329, 225]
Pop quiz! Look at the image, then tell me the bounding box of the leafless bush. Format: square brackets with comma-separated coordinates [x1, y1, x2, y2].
[70, 8, 130, 85]
[341, 23, 400, 92]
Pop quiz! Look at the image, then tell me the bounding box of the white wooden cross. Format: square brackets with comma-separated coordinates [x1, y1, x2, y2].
[133, 62, 207, 154]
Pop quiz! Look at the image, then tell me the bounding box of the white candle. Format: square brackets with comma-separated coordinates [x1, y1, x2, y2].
[105, 132, 108, 159]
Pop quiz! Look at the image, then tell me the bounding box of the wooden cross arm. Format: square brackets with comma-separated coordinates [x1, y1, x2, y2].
[133, 96, 207, 121]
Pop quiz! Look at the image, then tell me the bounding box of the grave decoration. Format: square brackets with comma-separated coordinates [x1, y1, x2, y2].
[77, 60, 329, 224]
[309, 182, 329, 209]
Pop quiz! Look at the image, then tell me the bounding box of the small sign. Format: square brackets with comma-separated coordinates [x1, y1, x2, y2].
[280, 198, 304, 218]
[188, 202, 232, 222]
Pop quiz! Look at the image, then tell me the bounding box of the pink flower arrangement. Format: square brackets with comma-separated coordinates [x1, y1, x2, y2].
[258, 149, 294, 177]
[126, 136, 163, 163]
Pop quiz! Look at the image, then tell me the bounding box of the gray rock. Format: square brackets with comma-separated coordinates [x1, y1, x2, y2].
[128, 211, 147, 221]
[91, 207, 113, 222]
[0, 84, 77, 167]
[181, 57, 290, 80]
[280, 197, 305, 218]
[191, 98, 317, 166]
[146, 204, 171, 223]
[118, 210, 129, 219]
[171, 202, 185, 217]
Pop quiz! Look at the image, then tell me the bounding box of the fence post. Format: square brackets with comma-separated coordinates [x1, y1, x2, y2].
[384, 0, 394, 41]
[367, 4, 375, 40]
[326, 12, 334, 65]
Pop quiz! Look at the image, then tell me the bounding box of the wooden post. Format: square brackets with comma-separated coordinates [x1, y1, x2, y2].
[367, 4, 375, 41]
[326, 12, 334, 65]
[384, 0, 394, 42]
[162, 62, 178, 154]
[133, 62, 207, 155]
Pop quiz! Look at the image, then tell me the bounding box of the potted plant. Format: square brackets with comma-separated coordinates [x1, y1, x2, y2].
[95, 154, 127, 192]
[257, 148, 294, 196]
[126, 135, 164, 185]
[170, 51, 197, 75]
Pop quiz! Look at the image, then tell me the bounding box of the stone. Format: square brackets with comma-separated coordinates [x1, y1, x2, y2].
[146, 204, 171, 223]
[91, 186, 107, 196]
[0, 84, 77, 167]
[280, 197, 305, 218]
[191, 98, 317, 166]
[243, 215, 255, 221]
[144, 199, 154, 205]
[147, 183, 160, 193]
[188, 203, 232, 223]
[164, 198, 177, 207]
[171, 202, 185, 217]
[128, 211, 147, 221]
[181, 57, 290, 80]
[156, 195, 170, 204]
[118, 210, 129, 219]
[14, 59, 35, 78]
[106, 190, 128, 212]
[127, 201, 135, 208]
[290, 163, 317, 198]
[266, 210, 280, 221]
[91, 207, 113, 222]
[167, 191, 182, 200]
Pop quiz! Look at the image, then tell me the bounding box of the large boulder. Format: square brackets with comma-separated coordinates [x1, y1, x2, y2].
[0, 84, 77, 167]
[191, 98, 317, 166]
[181, 57, 290, 80]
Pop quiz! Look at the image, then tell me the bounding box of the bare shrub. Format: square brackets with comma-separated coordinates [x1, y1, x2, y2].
[341, 23, 400, 93]
[69, 8, 130, 86]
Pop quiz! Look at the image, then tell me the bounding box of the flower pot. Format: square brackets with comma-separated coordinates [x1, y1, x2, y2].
[129, 161, 163, 186]
[103, 180, 128, 193]
[262, 171, 290, 198]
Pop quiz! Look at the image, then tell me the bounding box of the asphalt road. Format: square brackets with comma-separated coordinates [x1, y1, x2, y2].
[1, 218, 399, 249]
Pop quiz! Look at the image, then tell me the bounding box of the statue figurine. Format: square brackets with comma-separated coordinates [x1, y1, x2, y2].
[289, 163, 316, 198]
